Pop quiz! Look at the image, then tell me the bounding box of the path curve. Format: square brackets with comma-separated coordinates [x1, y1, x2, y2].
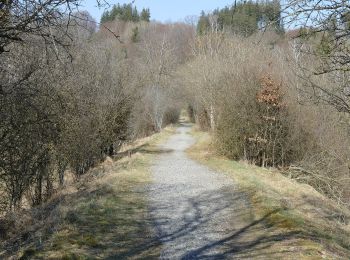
[148, 124, 252, 259]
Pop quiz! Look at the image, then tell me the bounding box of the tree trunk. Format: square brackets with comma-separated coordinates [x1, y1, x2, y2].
[108, 144, 114, 156]
[58, 160, 66, 186]
[34, 169, 43, 206]
[209, 104, 215, 131]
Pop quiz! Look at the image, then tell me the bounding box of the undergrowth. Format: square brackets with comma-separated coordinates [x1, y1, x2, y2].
[0, 126, 175, 259]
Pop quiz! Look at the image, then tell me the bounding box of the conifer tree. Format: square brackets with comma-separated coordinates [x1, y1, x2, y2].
[132, 6, 140, 22]
[121, 4, 133, 21]
[197, 11, 210, 35]
[100, 3, 151, 23]
[131, 26, 140, 42]
[197, 0, 283, 36]
[140, 8, 151, 22]
[100, 10, 110, 23]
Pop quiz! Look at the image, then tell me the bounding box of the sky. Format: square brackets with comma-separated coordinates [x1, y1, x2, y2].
[80, 0, 235, 23]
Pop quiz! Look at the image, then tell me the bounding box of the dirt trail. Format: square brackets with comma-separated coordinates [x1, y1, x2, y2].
[148, 124, 256, 259]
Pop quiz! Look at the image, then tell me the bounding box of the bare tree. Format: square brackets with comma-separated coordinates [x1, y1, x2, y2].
[184, 32, 226, 131]
[284, 0, 350, 113]
[131, 23, 180, 133]
[0, 5, 133, 211]
[0, 0, 82, 54]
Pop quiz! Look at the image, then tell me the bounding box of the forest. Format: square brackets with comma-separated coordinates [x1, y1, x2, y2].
[1, 0, 350, 257]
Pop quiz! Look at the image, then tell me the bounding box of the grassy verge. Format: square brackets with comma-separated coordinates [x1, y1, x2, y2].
[1, 127, 175, 260]
[187, 128, 350, 259]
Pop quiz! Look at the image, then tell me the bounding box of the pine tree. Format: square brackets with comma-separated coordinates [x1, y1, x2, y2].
[263, 0, 284, 33]
[121, 4, 133, 21]
[100, 4, 151, 23]
[131, 26, 140, 42]
[197, 11, 210, 35]
[197, 0, 283, 36]
[132, 6, 140, 22]
[110, 4, 117, 20]
[100, 10, 110, 23]
[140, 8, 151, 22]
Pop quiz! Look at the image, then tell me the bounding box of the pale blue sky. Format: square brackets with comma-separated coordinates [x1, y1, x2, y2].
[80, 0, 235, 23]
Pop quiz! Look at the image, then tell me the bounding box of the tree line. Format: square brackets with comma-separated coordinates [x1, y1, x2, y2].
[100, 4, 151, 23]
[197, 0, 283, 36]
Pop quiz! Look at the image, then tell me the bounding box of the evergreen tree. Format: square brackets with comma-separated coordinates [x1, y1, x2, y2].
[197, 11, 210, 35]
[100, 10, 110, 23]
[263, 0, 284, 33]
[121, 4, 133, 21]
[110, 4, 120, 20]
[132, 6, 140, 22]
[342, 11, 350, 30]
[100, 3, 151, 23]
[131, 26, 140, 42]
[140, 8, 151, 22]
[197, 0, 283, 36]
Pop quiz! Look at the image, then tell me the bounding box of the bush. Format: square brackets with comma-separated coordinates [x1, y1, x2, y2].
[216, 72, 315, 167]
[163, 107, 181, 125]
[181, 33, 350, 207]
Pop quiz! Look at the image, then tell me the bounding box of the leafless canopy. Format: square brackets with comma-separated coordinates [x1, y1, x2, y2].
[284, 1, 350, 72]
[283, 1, 350, 114]
[0, 0, 113, 53]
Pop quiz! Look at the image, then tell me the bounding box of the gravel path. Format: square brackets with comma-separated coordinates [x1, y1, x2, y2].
[148, 124, 253, 259]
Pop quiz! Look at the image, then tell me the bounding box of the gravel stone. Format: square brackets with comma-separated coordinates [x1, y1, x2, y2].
[148, 125, 251, 259]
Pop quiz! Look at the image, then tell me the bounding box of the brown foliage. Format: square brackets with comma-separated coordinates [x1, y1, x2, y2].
[257, 74, 284, 108]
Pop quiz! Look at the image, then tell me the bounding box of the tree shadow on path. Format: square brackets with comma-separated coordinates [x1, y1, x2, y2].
[107, 186, 310, 259]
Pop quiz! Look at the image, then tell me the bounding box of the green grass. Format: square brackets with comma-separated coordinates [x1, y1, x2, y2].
[187, 128, 350, 259]
[10, 127, 176, 260]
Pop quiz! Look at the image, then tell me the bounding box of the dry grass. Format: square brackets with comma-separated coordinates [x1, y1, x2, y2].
[0, 126, 176, 260]
[187, 128, 350, 259]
